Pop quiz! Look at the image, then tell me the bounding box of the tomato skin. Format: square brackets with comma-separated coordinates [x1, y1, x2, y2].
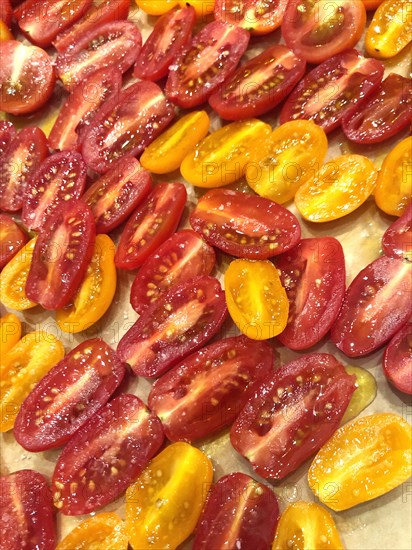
[365, 0, 412, 58]
[230, 353, 356, 480]
[331, 255, 412, 357]
[209, 45, 306, 120]
[0, 0, 12, 26]
[148, 336, 273, 442]
[0, 236, 37, 310]
[0, 313, 21, 354]
[0, 214, 27, 270]
[135, 0, 178, 15]
[383, 324, 411, 394]
[382, 201, 412, 261]
[0, 120, 16, 157]
[56, 513, 128, 550]
[194, 472, 279, 550]
[214, 0, 289, 34]
[0, 19, 13, 39]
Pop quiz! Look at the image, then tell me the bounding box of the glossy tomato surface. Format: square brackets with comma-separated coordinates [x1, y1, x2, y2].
[0, 236, 37, 310]
[382, 201, 412, 261]
[0, 120, 15, 157]
[214, 0, 289, 34]
[56, 513, 128, 550]
[365, 0, 412, 58]
[0, 214, 27, 270]
[382, 324, 412, 394]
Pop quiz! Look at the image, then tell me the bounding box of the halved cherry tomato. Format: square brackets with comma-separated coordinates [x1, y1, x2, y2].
[81, 81, 175, 174]
[331, 255, 412, 357]
[135, 0, 178, 15]
[0, 214, 27, 270]
[0, 331, 64, 432]
[277, 237, 346, 350]
[26, 200, 96, 310]
[280, 49, 384, 133]
[115, 182, 186, 270]
[365, 0, 412, 58]
[56, 513, 128, 550]
[130, 229, 215, 315]
[0, 470, 56, 550]
[308, 413, 412, 511]
[52, 393, 164, 515]
[272, 501, 344, 550]
[0, 126, 48, 212]
[55, 20, 142, 91]
[126, 442, 213, 550]
[133, 5, 196, 81]
[22, 151, 87, 231]
[214, 0, 289, 34]
[14, 338, 126, 451]
[382, 201, 412, 260]
[0, 40, 55, 115]
[140, 111, 210, 174]
[181, 119, 272, 187]
[295, 154, 378, 222]
[282, 0, 366, 64]
[230, 353, 356, 479]
[0, 236, 37, 310]
[382, 324, 412, 394]
[0, 313, 21, 354]
[375, 137, 412, 216]
[342, 73, 412, 144]
[178, 0, 215, 16]
[341, 365, 377, 424]
[0, 120, 15, 157]
[0, 0, 12, 26]
[165, 21, 250, 109]
[190, 189, 301, 259]
[246, 120, 328, 204]
[194, 472, 279, 550]
[0, 20, 12, 39]
[209, 45, 306, 120]
[118, 275, 227, 377]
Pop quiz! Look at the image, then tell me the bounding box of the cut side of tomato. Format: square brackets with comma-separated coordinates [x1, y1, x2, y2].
[0, 120, 16, 158]
[0, 214, 27, 270]
[383, 324, 412, 394]
[382, 201, 412, 261]
[214, 0, 289, 34]
[0, 236, 37, 310]
[56, 513, 128, 550]
[0, 313, 21, 354]
[365, 0, 412, 58]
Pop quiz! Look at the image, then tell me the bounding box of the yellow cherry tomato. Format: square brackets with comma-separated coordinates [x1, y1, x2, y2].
[0, 20, 13, 40]
[0, 237, 37, 310]
[308, 413, 412, 511]
[178, 0, 215, 17]
[246, 120, 328, 204]
[294, 154, 378, 222]
[181, 119, 272, 188]
[0, 313, 21, 355]
[56, 513, 128, 550]
[135, 0, 178, 15]
[224, 259, 289, 340]
[341, 365, 377, 425]
[140, 111, 210, 174]
[375, 136, 412, 216]
[126, 442, 213, 550]
[365, 0, 412, 58]
[272, 501, 344, 550]
[362, 0, 384, 8]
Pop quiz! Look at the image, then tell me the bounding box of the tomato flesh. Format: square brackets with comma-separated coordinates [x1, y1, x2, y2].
[214, 0, 289, 34]
[383, 324, 412, 395]
[0, 313, 21, 354]
[382, 201, 412, 261]
[56, 513, 128, 550]
[0, 214, 27, 270]
[0, 120, 16, 158]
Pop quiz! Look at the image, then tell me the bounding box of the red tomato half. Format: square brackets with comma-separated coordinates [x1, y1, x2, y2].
[148, 336, 273, 442]
[133, 5, 196, 81]
[190, 189, 301, 259]
[230, 353, 356, 479]
[280, 49, 384, 133]
[165, 21, 249, 109]
[117, 275, 228, 377]
[0, 120, 16, 158]
[214, 0, 289, 34]
[81, 81, 175, 174]
[0, 213, 27, 270]
[0, 470, 56, 550]
[0, 0, 12, 26]
[209, 45, 306, 120]
[383, 324, 412, 395]
[22, 151, 87, 231]
[342, 73, 412, 144]
[276, 237, 346, 350]
[115, 182, 186, 270]
[331, 256, 412, 357]
[52, 394, 164, 515]
[193, 472, 279, 550]
[382, 202, 412, 261]
[25, 200, 95, 310]
[14, 338, 126, 452]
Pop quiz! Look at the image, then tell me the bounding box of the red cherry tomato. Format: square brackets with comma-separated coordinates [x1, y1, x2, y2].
[115, 182, 186, 270]
[52, 394, 164, 515]
[331, 256, 412, 357]
[209, 45, 306, 120]
[14, 338, 126, 452]
[148, 335, 273, 442]
[0, 213, 27, 270]
[117, 275, 228, 378]
[214, 0, 289, 34]
[0, 120, 16, 157]
[383, 324, 412, 395]
[382, 202, 412, 261]
[0, 0, 12, 26]
[165, 21, 249, 109]
[230, 353, 356, 479]
[190, 189, 301, 259]
[25, 200, 96, 310]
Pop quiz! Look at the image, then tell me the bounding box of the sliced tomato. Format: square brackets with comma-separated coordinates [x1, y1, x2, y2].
[276, 237, 346, 350]
[209, 45, 306, 120]
[383, 324, 412, 394]
[0, 126, 48, 212]
[165, 21, 249, 109]
[365, 0, 412, 58]
[81, 81, 175, 174]
[280, 49, 384, 133]
[117, 275, 227, 377]
[281, 0, 366, 64]
[55, 20, 142, 91]
[83, 157, 152, 234]
[382, 201, 412, 261]
[190, 189, 301, 259]
[133, 5, 196, 81]
[0, 236, 37, 310]
[214, 0, 289, 34]
[194, 472, 279, 550]
[22, 151, 87, 231]
[0, 0, 12, 26]
[331, 255, 412, 357]
[56, 513, 128, 550]
[0, 470, 56, 550]
[0, 40, 55, 115]
[0, 312, 21, 354]
[0, 120, 15, 157]
[25, 200, 96, 310]
[0, 214, 27, 270]
[52, 394, 164, 515]
[115, 182, 186, 270]
[230, 353, 356, 479]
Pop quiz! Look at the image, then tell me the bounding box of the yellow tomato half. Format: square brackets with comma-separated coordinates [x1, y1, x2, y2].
[0, 237, 37, 310]
[365, 0, 412, 58]
[56, 513, 128, 550]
